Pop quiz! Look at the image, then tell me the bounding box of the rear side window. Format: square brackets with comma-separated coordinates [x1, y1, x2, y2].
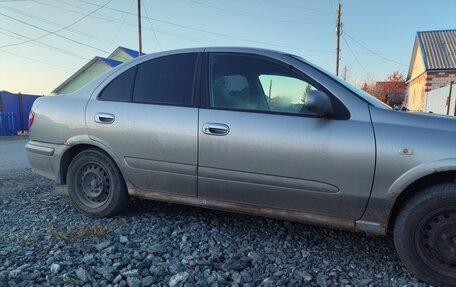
[99, 67, 136, 101]
[133, 53, 198, 105]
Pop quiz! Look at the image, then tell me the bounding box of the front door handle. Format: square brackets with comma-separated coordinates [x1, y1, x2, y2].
[94, 113, 115, 124]
[202, 123, 230, 136]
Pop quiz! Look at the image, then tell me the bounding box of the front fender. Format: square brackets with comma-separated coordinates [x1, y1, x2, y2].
[356, 158, 456, 234]
[387, 158, 456, 196]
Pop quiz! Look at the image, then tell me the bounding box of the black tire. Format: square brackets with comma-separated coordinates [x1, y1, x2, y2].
[394, 183, 456, 287]
[67, 148, 129, 217]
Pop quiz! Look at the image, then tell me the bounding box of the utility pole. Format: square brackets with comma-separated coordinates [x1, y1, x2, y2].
[137, 0, 142, 56]
[343, 65, 347, 81]
[335, 1, 341, 76]
[447, 81, 454, 115]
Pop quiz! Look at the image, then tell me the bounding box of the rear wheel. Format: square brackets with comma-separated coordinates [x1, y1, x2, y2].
[67, 148, 129, 217]
[394, 183, 456, 287]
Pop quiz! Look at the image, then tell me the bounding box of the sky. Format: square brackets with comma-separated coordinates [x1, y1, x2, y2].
[0, 0, 455, 95]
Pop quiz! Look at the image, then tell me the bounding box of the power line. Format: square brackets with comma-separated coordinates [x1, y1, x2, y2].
[153, 28, 219, 45]
[261, 0, 333, 14]
[142, 0, 162, 50]
[342, 35, 367, 74]
[1, 1, 114, 45]
[51, 0, 120, 23]
[0, 11, 112, 54]
[0, 2, 134, 62]
[0, 0, 333, 64]
[28, 0, 222, 47]
[330, 0, 336, 15]
[344, 32, 408, 66]
[0, 27, 90, 60]
[32, 0, 119, 24]
[77, 0, 333, 53]
[0, 0, 113, 49]
[190, 0, 334, 25]
[25, 0, 332, 53]
[0, 48, 75, 70]
[0, 3, 111, 58]
[105, 0, 135, 49]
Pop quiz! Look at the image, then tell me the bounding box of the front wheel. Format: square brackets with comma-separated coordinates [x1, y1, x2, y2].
[394, 183, 456, 287]
[67, 148, 129, 217]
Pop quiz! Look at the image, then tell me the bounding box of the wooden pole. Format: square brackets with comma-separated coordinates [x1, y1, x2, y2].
[447, 81, 454, 115]
[138, 0, 142, 56]
[335, 2, 341, 76]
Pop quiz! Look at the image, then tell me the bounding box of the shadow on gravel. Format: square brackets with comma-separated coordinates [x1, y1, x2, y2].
[0, 169, 429, 287]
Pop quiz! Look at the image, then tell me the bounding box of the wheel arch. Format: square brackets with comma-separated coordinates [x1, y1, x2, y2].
[59, 139, 126, 185]
[388, 169, 456, 232]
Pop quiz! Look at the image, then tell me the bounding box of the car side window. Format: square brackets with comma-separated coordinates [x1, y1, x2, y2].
[99, 67, 136, 101]
[133, 53, 198, 106]
[259, 75, 317, 114]
[208, 54, 319, 115]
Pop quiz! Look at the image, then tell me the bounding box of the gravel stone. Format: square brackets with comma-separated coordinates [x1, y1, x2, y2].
[95, 241, 111, 251]
[168, 271, 189, 287]
[147, 243, 166, 254]
[317, 273, 328, 287]
[231, 272, 241, 284]
[96, 266, 116, 281]
[126, 276, 141, 287]
[297, 270, 313, 282]
[8, 268, 20, 279]
[0, 168, 431, 287]
[221, 257, 251, 271]
[75, 267, 90, 283]
[50, 263, 61, 273]
[141, 275, 155, 286]
[240, 271, 252, 283]
[113, 274, 122, 284]
[63, 273, 83, 286]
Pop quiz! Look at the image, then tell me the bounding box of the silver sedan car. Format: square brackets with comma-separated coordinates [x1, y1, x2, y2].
[26, 47, 456, 286]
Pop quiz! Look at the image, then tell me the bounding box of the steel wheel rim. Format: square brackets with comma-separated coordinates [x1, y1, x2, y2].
[75, 161, 111, 208]
[415, 207, 456, 278]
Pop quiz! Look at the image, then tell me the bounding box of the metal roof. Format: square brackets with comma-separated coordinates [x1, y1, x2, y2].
[118, 46, 145, 58]
[97, 57, 122, 67]
[417, 29, 456, 70]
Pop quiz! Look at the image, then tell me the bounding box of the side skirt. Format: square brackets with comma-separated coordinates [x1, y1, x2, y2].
[127, 183, 355, 230]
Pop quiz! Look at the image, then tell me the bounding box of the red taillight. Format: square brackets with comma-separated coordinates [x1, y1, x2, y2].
[28, 110, 35, 128]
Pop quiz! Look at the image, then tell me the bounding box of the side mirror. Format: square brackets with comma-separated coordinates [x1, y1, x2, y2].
[304, 90, 333, 117]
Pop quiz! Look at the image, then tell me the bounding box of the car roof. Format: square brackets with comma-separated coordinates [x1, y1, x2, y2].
[137, 47, 290, 62]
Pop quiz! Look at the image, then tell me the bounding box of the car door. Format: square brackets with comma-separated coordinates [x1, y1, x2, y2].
[86, 52, 200, 196]
[198, 52, 376, 219]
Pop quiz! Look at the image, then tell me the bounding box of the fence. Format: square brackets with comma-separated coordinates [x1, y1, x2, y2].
[0, 112, 18, 135]
[0, 92, 41, 135]
[423, 84, 456, 115]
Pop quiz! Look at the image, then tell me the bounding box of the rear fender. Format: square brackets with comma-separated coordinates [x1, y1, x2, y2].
[60, 135, 128, 184]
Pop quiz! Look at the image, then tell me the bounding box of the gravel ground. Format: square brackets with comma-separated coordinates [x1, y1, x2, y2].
[0, 168, 429, 287]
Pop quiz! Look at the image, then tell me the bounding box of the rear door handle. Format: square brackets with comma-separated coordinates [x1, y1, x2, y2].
[94, 113, 115, 124]
[202, 123, 230, 136]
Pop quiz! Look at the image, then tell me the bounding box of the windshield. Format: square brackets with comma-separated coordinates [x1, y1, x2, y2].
[288, 55, 391, 109]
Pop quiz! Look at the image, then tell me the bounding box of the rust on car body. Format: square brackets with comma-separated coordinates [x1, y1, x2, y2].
[127, 184, 355, 230]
